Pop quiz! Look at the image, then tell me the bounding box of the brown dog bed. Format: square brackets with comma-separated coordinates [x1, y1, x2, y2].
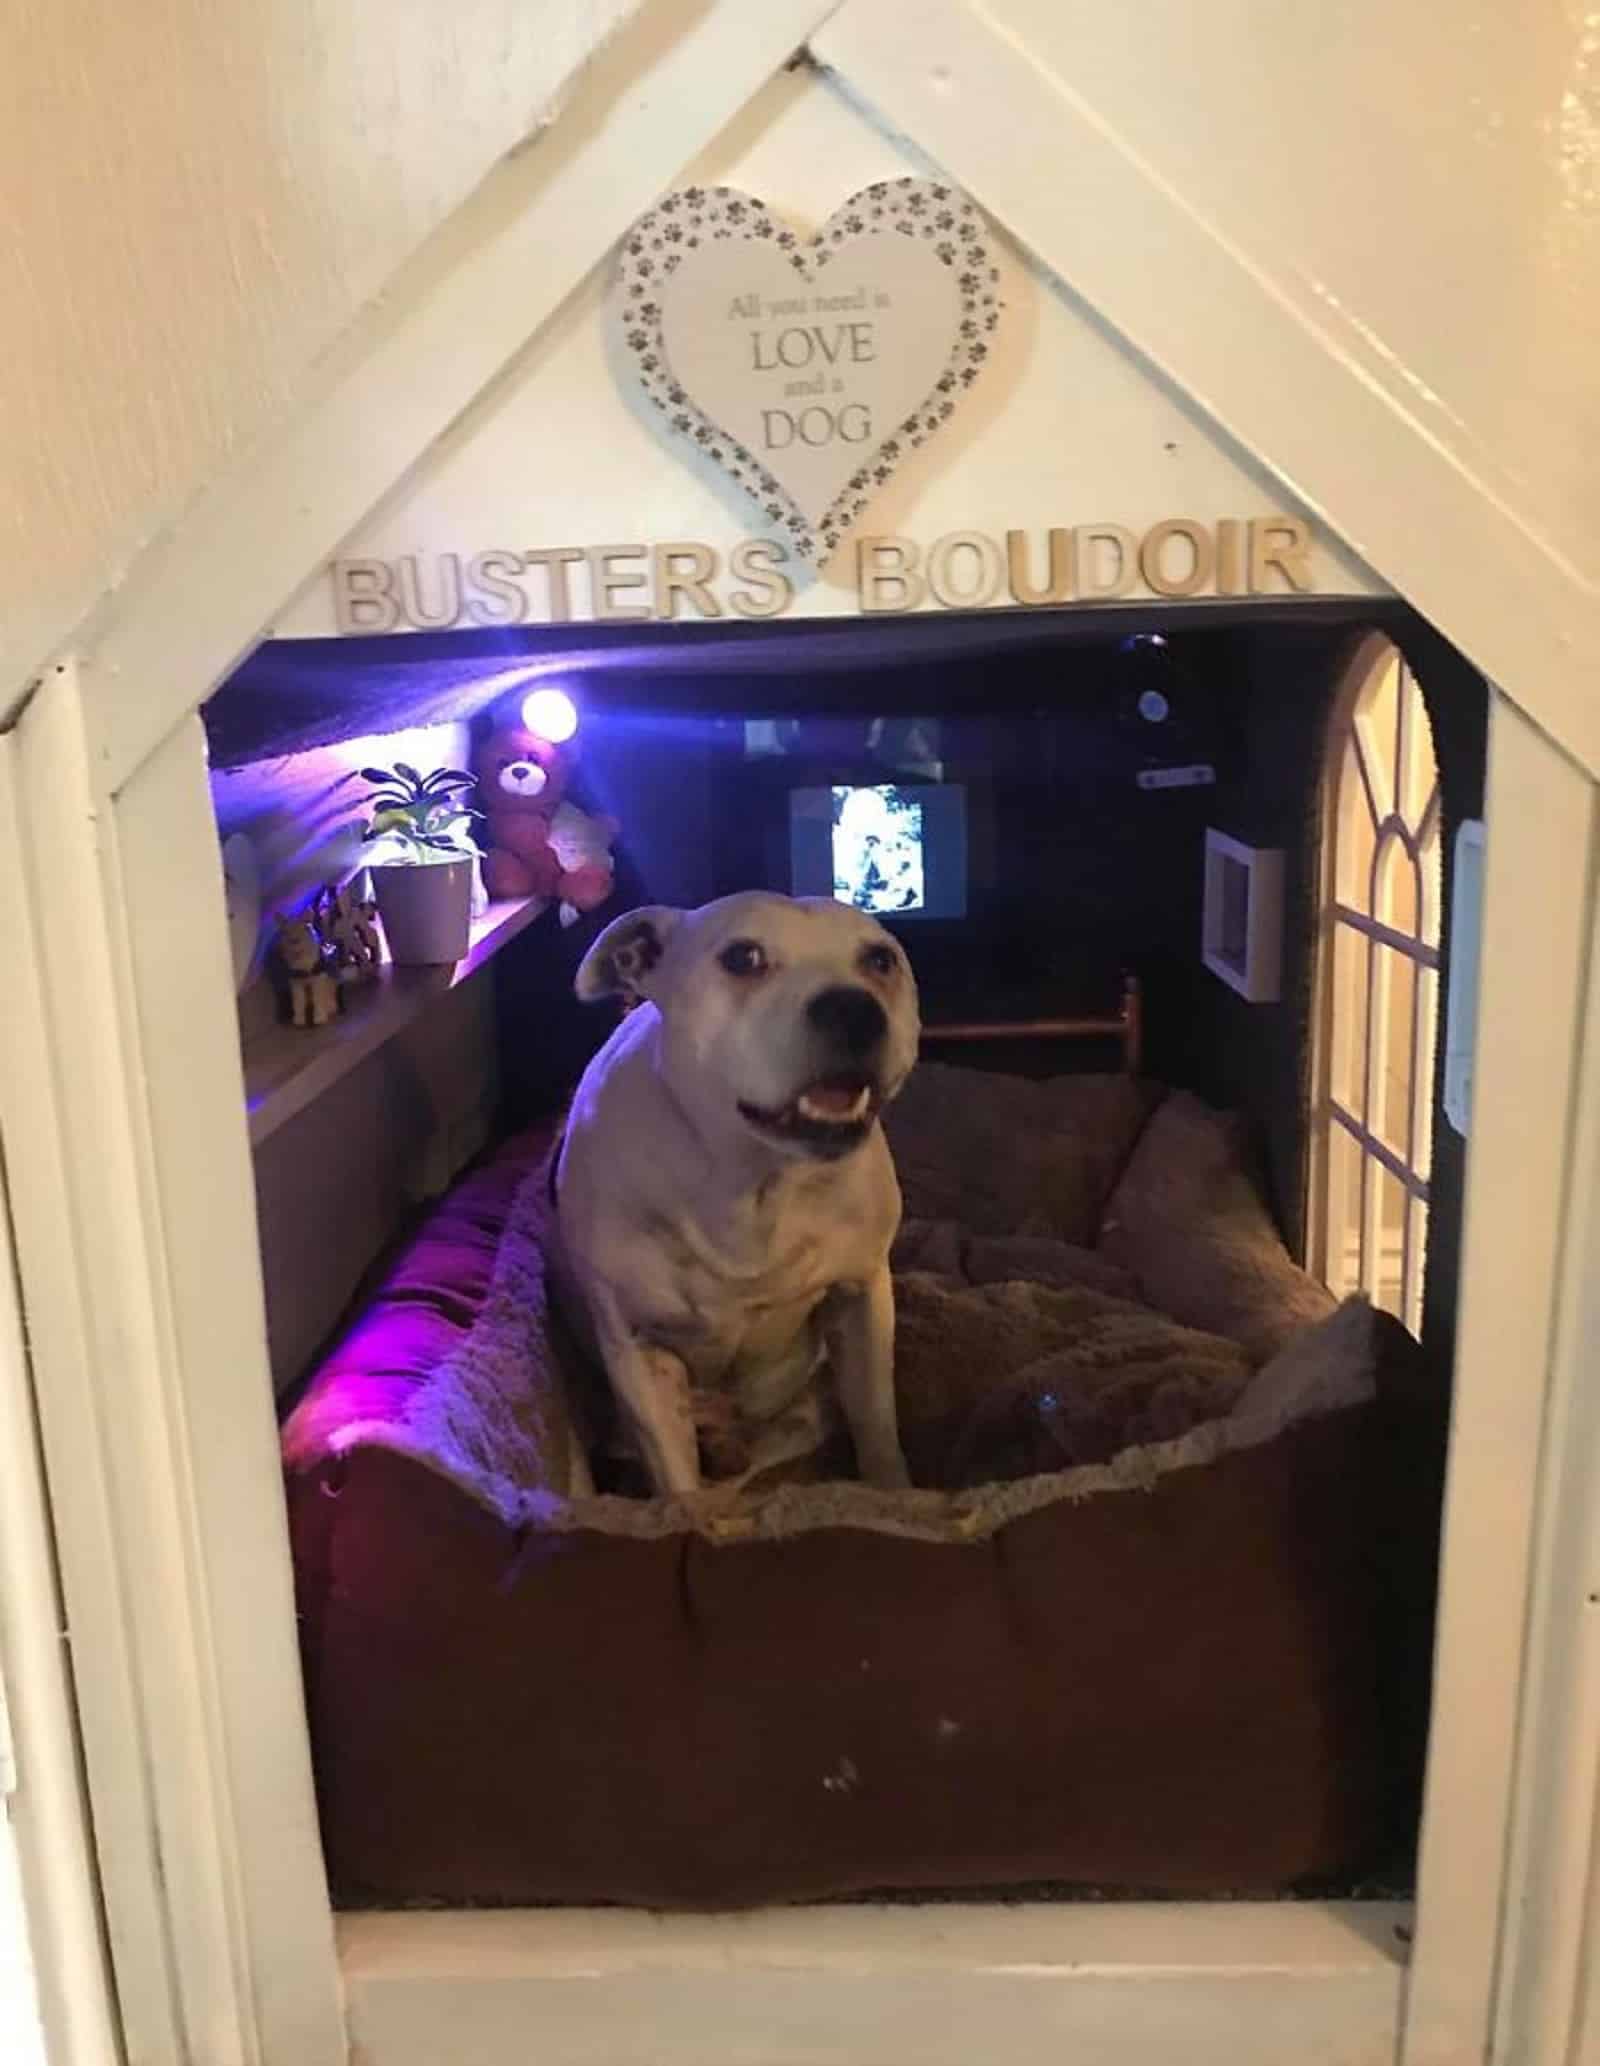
[282, 1069, 1442, 1908]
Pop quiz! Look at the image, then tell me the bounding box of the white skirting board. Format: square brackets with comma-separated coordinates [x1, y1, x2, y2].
[338, 1902, 1409, 2066]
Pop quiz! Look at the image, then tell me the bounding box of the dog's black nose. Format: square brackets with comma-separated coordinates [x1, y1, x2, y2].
[807, 985, 888, 1057]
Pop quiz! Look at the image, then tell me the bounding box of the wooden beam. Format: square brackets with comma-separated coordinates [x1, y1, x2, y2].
[82, 0, 845, 795]
[814, 0, 1600, 782]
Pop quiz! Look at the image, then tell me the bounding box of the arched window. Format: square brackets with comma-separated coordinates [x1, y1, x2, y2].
[1308, 636, 1441, 1332]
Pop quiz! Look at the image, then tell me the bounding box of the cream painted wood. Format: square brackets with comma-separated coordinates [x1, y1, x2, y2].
[80, 0, 850, 797]
[0, 0, 647, 714]
[114, 711, 351, 2064]
[269, 64, 1381, 640]
[4, 10, 1597, 2066]
[1492, 865, 1600, 2066]
[0, 744, 120, 2066]
[33, 666, 1589, 2066]
[338, 1903, 1408, 2066]
[4, 664, 345, 2066]
[1404, 700, 1597, 2066]
[0, 1798, 47, 2066]
[0, 676, 197, 2066]
[973, 0, 1600, 591]
[812, 0, 1600, 783]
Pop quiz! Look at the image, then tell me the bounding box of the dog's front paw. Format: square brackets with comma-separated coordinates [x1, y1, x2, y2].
[680, 1474, 754, 1534]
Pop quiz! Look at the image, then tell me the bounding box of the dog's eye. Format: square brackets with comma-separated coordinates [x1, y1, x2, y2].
[861, 943, 898, 977]
[719, 939, 768, 979]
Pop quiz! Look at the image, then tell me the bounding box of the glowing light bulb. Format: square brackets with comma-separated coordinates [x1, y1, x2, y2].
[521, 687, 578, 743]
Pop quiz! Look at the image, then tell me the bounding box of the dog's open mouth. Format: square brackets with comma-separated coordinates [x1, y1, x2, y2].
[738, 1072, 880, 1154]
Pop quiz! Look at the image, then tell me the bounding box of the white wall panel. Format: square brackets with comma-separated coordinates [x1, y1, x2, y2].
[814, 0, 1600, 777]
[982, 0, 1599, 584]
[0, 0, 643, 709]
[270, 65, 1382, 636]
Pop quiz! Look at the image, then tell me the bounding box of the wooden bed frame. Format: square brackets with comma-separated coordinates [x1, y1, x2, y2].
[920, 973, 1143, 1075]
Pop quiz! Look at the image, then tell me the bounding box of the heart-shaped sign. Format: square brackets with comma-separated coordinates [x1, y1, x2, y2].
[615, 179, 1001, 561]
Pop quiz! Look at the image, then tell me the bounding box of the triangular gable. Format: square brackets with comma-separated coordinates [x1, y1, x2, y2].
[73, 0, 1596, 792]
[270, 68, 1383, 640]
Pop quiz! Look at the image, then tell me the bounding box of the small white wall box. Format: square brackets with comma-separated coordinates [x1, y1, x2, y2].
[1202, 830, 1285, 1003]
[1443, 818, 1485, 1135]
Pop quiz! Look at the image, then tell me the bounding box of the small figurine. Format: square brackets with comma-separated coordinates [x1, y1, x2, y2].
[547, 798, 620, 927]
[355, 893, 384, 963]
[272, 913, 343, 1028]
[315, 881, 383, 982]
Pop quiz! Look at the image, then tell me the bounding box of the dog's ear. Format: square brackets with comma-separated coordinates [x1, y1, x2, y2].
[575, 906, 682, 1004]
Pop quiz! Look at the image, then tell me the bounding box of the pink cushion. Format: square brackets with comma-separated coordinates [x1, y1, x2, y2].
[280, 1127, 556, 1473]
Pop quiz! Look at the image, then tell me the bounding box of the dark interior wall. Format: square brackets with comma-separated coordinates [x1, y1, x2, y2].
[1396, 623, 1489, 1380]
[549, 633, 1232, 1007]
[494, 629, 1236, 1121]
[697, 694, 1222, 1025]
[525, 611, 1487, 1384]
[1186, 625, 1347, 1247]
[211, 602, 1487, 1378]
[488, 711, 726, 1122]
[579, 711, 724, 912]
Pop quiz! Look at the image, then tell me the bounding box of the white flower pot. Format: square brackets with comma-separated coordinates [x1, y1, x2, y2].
[368, 858, 474, 966]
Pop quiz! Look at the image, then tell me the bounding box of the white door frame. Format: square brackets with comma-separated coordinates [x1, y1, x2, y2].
[1404, 701, 1596, 2066]
[1, 676, 347, 2066]
[0, 738, 124, 2066]
[3, 3, 1597, 2062]
[1488, 821, 1600, 2066]
[14, 602, 1596, 2066]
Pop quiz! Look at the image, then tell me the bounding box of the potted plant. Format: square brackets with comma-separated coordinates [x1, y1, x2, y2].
[355, 762, 480, 965]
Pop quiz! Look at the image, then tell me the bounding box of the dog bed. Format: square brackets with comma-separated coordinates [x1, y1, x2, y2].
[282, 1068, 1444, 1909]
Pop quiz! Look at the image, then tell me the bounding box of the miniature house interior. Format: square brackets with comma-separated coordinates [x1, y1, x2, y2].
[4, 13, 1596, 2066]
[203, 599, 1486, 1911]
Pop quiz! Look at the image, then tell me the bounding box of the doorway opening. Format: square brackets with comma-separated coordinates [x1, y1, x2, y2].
[204, 598, 1487, 1912]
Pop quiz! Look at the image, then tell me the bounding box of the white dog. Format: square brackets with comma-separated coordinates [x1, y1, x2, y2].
[550, 892, 920, 1496]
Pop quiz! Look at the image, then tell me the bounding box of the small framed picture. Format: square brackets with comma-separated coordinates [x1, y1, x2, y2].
[1202, 830, 1284, 1003]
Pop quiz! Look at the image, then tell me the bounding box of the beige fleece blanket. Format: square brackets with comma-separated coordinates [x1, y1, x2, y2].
[304, 1067, 1361, 1542]
[311, 1155, 1375, 1547]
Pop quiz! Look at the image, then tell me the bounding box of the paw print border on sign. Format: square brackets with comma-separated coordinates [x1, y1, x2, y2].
[614, 178, 1003, 564]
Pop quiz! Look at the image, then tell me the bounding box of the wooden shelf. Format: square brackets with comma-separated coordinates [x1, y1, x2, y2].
[242, 897, 547, 1145]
